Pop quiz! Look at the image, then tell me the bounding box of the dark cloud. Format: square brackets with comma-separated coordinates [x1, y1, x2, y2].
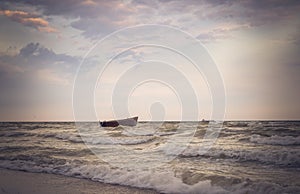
[17, 42, 78, 65]
[0, 42, 79, 82]
[19, 42, 39, 57]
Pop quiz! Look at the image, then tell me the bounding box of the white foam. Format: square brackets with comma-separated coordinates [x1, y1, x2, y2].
[1, 160, 299, 194]
[0, 160, 226, 193]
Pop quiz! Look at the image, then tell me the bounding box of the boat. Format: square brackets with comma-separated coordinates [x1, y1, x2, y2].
[99, 116, 138, 127]
[200, 119, 209, 124]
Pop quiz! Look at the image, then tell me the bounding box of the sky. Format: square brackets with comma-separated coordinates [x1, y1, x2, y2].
[0, 0, 299, 121]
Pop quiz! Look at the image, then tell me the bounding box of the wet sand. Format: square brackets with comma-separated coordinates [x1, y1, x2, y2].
[0, 168, 158, 194]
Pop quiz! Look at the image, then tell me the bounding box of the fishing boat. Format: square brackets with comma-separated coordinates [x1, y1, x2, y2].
[100, 116, 138, 127]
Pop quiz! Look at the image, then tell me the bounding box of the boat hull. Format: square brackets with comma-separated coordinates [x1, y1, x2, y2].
[100, 116, 138, 127]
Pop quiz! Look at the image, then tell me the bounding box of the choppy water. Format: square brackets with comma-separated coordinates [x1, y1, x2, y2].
[0, 121, 299, 193]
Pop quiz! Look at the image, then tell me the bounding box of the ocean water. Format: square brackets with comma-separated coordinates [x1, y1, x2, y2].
[0, 121, 299, 193]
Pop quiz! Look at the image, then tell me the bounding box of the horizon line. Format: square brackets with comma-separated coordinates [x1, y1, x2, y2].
[0, 119, 299, 122]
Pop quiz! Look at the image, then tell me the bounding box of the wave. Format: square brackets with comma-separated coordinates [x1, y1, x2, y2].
[162, 146, 300, 166]
[0, 159, 298, 194]
[0, 131, 28, 137]
[0, 129, 157, 146]
[83, 136, 156, 145]
[250, 134, 300, 145]
[55, 133, 156, 145]
[0, 159, 227, 194]
[225, 122, 249, 127]
[55, 133, 84, 143]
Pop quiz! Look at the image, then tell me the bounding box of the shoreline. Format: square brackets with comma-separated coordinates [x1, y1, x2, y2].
[0, 168, 158, 194]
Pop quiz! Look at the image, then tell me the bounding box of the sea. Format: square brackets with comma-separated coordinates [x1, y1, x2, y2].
[0, 121, 299, 194]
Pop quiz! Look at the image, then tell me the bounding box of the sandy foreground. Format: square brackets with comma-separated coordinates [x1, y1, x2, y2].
[0, 168, 158, 194]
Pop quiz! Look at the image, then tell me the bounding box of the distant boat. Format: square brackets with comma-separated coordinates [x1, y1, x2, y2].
[200, 119, 209, 124]
[100, 116, 138, 127]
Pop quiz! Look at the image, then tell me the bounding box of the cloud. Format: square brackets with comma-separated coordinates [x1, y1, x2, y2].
[15, 0, 133, 19]
[0, 10, 57, 32]
[0, 42, 79, 85]
[70, 17, 119, 38]
[133, 0, 300, 30]
[1, 0, 299, 41]
[2, 0, 133, 37]
[196, 23, 249, 43]
[194, 0, 300, 27]
[0, 43, 82, 120]
[19, 42, 78, 66]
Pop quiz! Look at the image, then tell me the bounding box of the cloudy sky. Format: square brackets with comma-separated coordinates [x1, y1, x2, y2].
[0, 0, 299, 121]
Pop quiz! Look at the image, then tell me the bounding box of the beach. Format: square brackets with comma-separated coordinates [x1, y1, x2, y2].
[0, 168, 157, 194]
